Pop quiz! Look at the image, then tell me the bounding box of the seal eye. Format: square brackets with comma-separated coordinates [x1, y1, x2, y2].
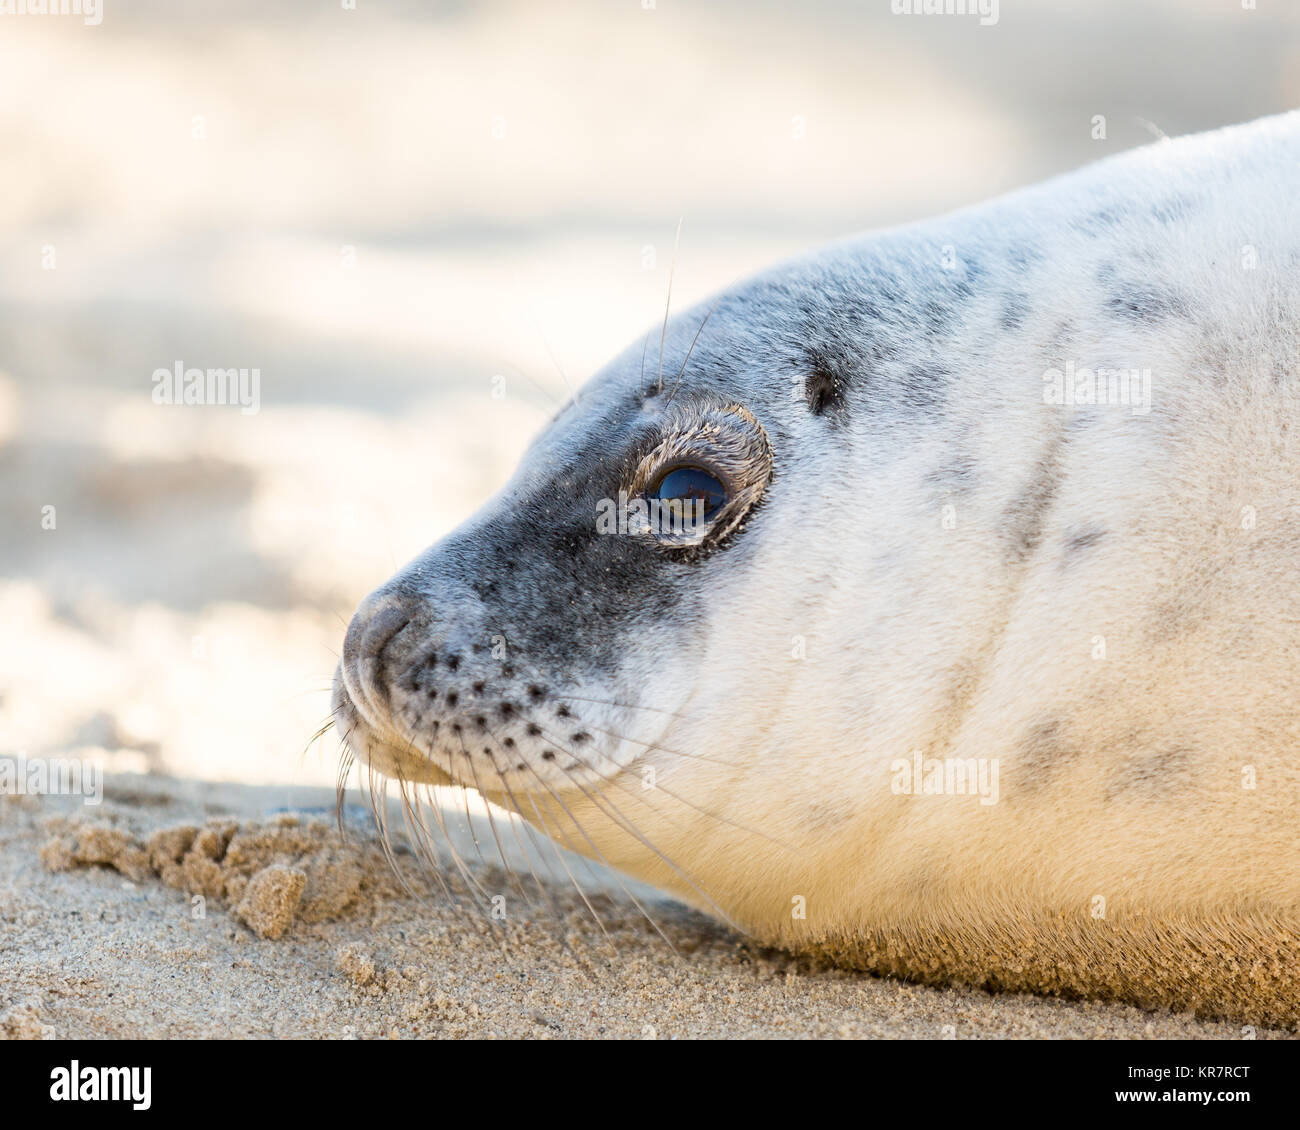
[649, 465, 728, 520]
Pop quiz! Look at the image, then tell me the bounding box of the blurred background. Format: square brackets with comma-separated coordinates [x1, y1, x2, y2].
[1, 0, 1296, 787]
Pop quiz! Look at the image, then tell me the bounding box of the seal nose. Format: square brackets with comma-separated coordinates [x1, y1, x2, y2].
[340, 591, 415, 728]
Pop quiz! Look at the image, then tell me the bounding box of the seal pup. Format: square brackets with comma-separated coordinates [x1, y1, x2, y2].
[333, 111, 1300, 1026]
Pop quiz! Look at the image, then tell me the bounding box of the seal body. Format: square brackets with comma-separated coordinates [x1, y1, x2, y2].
[334, 112, 1300, 1025]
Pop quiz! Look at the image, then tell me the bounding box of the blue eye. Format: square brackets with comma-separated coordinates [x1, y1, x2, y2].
[650, 465, 728, 519]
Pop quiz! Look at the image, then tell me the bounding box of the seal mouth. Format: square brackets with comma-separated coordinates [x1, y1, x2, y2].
[331, 666, 453, 787]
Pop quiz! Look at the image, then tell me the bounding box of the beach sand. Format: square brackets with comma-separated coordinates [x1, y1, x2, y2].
[1, 773, 1287, 1040]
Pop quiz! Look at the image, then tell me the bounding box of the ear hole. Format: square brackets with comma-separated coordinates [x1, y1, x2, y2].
[806, 363, 839, 416]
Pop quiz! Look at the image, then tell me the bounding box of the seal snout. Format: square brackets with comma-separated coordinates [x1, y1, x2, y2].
[333, 584, 634, 796]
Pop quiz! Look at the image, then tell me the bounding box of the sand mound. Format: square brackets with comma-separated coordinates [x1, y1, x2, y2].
[39, 812, 383, 940]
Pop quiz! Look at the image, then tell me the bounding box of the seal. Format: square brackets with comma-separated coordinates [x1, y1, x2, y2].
[333, 110, 1300, 1027]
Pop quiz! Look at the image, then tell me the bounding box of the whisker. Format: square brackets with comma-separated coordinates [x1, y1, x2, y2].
[535, 322, 579, 408]
[656, 217, 683, 396]
[463, 744, 537, 913]
[518, 754, 677, 957]
[366, 767, 422, 900]
[515, 778, 618, 953]
[663, 296, 723, 408]
[638, 326, 653, 400]
[334, 739, 356, 838]
[496, 358, 563, 409]
[565, 718, 739, 770]
[527, 729, 740, 931]
[535, 721, 781, 852]
[411, 737, 494, 908]
[298, 716, 336, 769]
[492, 777, 577, 932]
[479, 739, 587, 943]
[548, 693, 687, 720]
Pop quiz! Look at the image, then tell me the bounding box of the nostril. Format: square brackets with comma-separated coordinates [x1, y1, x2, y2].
[341, 593, 414, 719]
[358, 605, 412, 662]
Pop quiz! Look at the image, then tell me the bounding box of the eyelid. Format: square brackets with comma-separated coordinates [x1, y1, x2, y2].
[624, 399, 772, 551]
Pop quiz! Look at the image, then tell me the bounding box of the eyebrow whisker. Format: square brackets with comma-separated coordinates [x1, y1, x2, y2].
[656, 217, 683, 396]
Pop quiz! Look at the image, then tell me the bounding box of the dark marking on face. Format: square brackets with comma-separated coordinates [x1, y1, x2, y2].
[1001, 433, 1067, 565]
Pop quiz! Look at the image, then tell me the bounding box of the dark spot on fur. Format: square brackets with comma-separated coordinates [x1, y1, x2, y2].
[1007, 243, 1044, 270]
[1074, 206, 1126, 234]
[570, 732, 590, 743]
[1106, 285, 1188, 323]
[527, 685, 545, 701]
[526, 723, 541, 737]
[1063, 524, 1108, 557]
[1001, 434, 1066, 565]
[556, 705, 572, 719]
[1107, 745, 1194, 800]
[499, 701, 516, 718]
[541, 750, 555, 761]
[922, 299, 955, 338]
[999, 294, 1028, 332]
[471, 680, 485, 695]
[1016, 717, 1080, 790]
[1048, 318, 1074, 356]
[445, 691, 459, 708]
[897, 364, 949, 410]
[445, 655, 460, 672]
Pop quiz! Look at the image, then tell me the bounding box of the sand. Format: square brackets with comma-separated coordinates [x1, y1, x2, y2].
[0, 773, 1289, 1040]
